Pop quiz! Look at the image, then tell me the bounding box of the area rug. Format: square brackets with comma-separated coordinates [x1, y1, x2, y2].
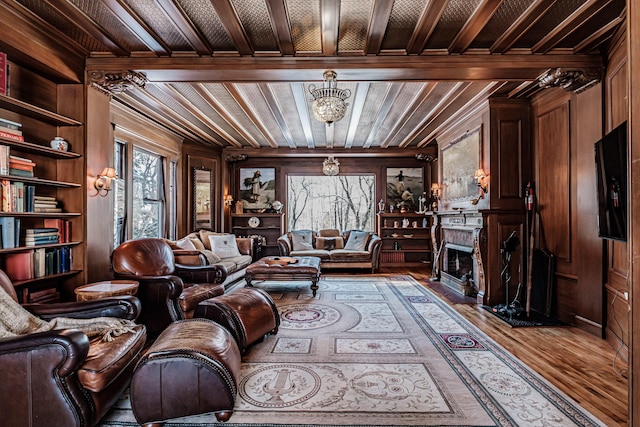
[99, 275, 603, 427]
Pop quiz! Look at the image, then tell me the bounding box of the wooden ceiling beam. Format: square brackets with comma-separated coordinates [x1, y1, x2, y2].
[406, 0, 449, 55]
[366, 0, 394, 54]
[156, 0, 212, 55]
[101, 0, 170, 55]
[194, 84, 261, 148]
[449, 0, 505, 54]
[38, 0, 128, 56]
[574, 14, 623, 54]
[532, 0, 615, 54]
[266, 0, 294, 55]
[209, 0, 253, 55]
[363, 83, 404, 148]
[291, 83, 315, 148]
[225, 83, 281, 149]
[490, 0, 556, 53]
[381, 82, 437, 148]
[320, 0, 340, 56]
[258, 83, 297, 148]
[345, 82, 370, 148]
[85, 54, 603, 82]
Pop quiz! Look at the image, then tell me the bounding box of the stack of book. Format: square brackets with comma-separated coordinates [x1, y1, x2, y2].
[9, 155, 35, 177]
[28, 288, 60, 303]
[24, 227, 59, 246]
[4, 246, 71, 283]
[0, 118, 23, 142]
[33, 195, 61, 213]
[43, 218, 72, 243]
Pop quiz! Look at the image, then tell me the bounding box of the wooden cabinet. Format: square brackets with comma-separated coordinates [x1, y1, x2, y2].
[231, 213, 284, 257]
[376, 212, 431, 267]
[0, 70, 85, 303]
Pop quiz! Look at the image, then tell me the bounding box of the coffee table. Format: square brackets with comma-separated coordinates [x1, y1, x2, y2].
[245, 256, 322, 296]
[74, 280, 139, 301]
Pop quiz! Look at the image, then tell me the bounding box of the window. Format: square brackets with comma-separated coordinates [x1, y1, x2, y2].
[132, 147, 165, 239]
[287, 175, 375, 231]
[113, 140, 126, 248]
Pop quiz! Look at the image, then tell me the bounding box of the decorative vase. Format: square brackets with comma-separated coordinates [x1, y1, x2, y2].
[50, 137, 68, 151]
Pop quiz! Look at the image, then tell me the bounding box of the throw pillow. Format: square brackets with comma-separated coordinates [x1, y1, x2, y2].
[175, 237, 197, 250]
[200, 249, 222, 264]
[344, 231, 370, 251]
[318, 229, 340, 237]
[291, 230, 314, 251]
[190, 238, 205, 250]
[208, 234, 241, 258]
[316, 236, 344, 250]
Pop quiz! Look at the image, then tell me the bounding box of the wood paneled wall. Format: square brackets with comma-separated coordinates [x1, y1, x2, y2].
[604, 29, 630, 357]
[531, 84, 605, 333]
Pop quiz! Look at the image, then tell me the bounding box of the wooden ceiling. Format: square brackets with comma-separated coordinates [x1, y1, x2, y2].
[7, 0, 626, 152]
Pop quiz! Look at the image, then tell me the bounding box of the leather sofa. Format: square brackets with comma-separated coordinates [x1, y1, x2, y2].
[0, 269, 147, 427]
[277, 229, 382, 273]
[165, 230, 256, 289]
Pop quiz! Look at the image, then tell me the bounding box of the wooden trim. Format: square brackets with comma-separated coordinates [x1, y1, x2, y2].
[449, 0, 505, 54]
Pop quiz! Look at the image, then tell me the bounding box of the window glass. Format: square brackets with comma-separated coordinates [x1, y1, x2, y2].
[287, 175, 375, 231]
[132, 147, 164, 239]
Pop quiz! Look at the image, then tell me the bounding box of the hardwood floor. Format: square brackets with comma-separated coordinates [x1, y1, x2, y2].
[341, 268, 629, 426]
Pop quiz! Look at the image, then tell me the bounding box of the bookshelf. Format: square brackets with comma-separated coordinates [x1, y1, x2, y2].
[376, 212, 432, 268]
[231, 213, 285, 257]
[0, 63, 85, 303]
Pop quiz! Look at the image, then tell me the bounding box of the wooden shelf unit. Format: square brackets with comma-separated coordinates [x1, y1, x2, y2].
[231, 213, 285, 257]
[376, 212, 432, 267]
[0, 63, 85, 303]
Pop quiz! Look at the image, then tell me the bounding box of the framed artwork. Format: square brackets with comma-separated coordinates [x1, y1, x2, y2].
[386, 167, 423, 212]
[193, 167, 212, 229]
[239, 168, 276, 211]
[441, 127, 482, 201]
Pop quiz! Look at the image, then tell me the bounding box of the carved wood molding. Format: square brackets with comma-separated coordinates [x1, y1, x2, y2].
[89, 70, 147, 95]
[537, 67, 603, 94]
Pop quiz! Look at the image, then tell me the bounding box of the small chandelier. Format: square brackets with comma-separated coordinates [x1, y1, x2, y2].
[322, 155, 340, 176]
[309, 70, 351, 124]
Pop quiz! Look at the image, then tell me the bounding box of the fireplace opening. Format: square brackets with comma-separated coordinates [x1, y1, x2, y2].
[440, 243, 476, 296]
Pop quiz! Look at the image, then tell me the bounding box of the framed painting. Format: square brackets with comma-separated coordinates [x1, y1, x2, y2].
[441, 127, 482, 201]
[386, 167, 423, 212]
[193, 167, 212, 229]
[239, 168, 276, 211]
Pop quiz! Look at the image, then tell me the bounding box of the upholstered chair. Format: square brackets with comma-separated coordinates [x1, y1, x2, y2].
[0, 269, 147, 427]
[111, 237, 227, 337]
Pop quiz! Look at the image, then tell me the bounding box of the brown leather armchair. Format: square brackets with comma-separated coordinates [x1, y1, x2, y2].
[111, 238, 227, 338]
[0, 269, 147, 427]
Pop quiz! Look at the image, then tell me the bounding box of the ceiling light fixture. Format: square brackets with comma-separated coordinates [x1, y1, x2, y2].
[309, 70, 351, 124]
[322, 155, 340, 176]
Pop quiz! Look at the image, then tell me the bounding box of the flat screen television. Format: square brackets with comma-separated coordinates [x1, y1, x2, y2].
[594, 121, 627, 241]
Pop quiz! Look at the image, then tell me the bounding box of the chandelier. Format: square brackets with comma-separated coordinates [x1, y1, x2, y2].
[322, 156, 340, 176]
[309, 70, 351, 124]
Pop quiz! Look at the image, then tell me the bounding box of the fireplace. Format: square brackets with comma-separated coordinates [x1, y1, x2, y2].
[434, 212, 486, 298]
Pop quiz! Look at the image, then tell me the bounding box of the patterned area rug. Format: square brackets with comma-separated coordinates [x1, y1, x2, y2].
[100, 275, 604, 427]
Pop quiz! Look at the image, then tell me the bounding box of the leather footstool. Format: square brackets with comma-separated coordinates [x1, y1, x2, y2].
[194, 287, 279, 353]
[130, 319, 241, 425]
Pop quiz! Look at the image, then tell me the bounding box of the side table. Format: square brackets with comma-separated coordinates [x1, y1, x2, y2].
[75, 280, 139, 301]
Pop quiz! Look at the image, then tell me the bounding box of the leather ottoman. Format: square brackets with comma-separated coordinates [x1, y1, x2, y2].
[130, 319, 241, 425]
[194, 287, 279, 353]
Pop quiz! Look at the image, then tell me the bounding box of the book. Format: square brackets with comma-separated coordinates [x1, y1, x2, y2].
[4, 251, 34, 281]
[9, 168, 33, 178]
[0, 126, 21, 136]
[9, 155, 35, 166]
[0, 145, 8, 175]
[33, 247, 46, 277]
[25, 227, 59, 234]
[0, 118, 21, 130]
[0, 52, 6, 96]
[43, 218, 69, 243]
[0, 216, 15, 248]
[0, 179, 11, 212]
[0, 131, 24, 142]
[33, 207, 62, 213]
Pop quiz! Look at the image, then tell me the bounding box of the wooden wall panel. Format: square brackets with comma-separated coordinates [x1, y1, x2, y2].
[497, 120, 522, 199]
[536, 102, 571, 263]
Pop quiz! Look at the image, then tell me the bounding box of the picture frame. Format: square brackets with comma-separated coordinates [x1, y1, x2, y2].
[193, 167, 213, 229]
[386, 167, 423, 212]
[441, 127, 482, 201]
[239, 168, 276, 212]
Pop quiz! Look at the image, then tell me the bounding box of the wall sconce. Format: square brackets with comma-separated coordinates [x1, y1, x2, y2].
[224, 194, 234, 207]
[471, 168, 488, 205]
[94, 167, 117, 197]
